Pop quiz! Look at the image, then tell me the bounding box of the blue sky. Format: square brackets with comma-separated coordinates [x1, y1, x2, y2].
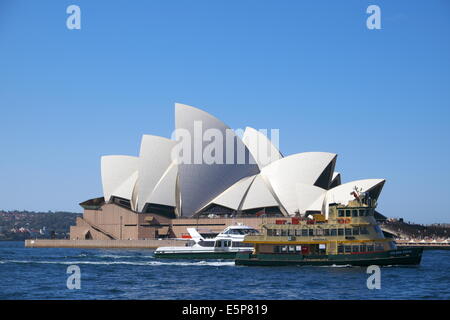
[0, 0, 449, 223]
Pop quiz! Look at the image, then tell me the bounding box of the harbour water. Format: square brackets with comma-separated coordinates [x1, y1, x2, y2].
[0, 241, 449, 300]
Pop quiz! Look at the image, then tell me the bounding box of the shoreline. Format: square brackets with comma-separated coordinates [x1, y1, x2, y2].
[24, 239, 188, 249]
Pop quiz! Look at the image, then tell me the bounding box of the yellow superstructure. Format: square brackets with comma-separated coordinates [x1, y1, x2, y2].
[244, 200, 396, 256]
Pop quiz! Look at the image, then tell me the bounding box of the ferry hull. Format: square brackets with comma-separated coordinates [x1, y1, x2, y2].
[235, 248, 423, 267]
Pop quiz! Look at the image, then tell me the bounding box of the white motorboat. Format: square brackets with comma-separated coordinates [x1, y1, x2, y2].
[154, 224, 259, 259]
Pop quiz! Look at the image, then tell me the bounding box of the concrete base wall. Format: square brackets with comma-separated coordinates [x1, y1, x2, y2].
[25, 239, 188, 249]
[70, 217, 111, 240]
[70, 203, 284, 241]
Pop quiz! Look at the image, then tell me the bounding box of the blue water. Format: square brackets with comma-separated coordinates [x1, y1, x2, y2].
[0, 241, 449, 299]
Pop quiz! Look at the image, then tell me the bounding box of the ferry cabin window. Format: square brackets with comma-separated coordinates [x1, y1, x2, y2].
[375, 243, 384, 251]
[232, 241, 252, 248]
[281, 229, 288, 236]
[319, 244, 326, 252]
[276, 246, 302, 253]
[324, 229, 330, 236]
[360, 227, 369, 235]
[344, 245, 352, 253]
[316, 229, 324, 236]
[353, 227, 360, 236]
[267, 229, 273, 236]
[295, 229, 302, 236]
[359, 209, 365, 217]
[308, 229, 314, 236]
[352, 210, 358, 217]
[352, 245, 359, 253]
[360, 244, 367, 252]
[338, 228, 344, 236]
[338, 210, 345, 217]
[338, 245, 344, 253]
[345, 210, 351, 217]
[229, 229, 257, 235]
[331, 228, 337, 236]
[367, 244, 374, 252]
[288, 229, 295, 236]
[345, 228, 352, 236]
[240, 229, 258, 235]
[302, 229, 308, 237]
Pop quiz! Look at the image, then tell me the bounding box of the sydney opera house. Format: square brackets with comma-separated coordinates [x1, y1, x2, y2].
[70, 104, 385, 240]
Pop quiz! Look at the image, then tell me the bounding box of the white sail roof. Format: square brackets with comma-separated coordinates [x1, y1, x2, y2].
[101, 155, 139, 203]
[137, 135, 177, 212]
[242, 127, 283, 168]
[174, 103, 260, 216]
[146, 162, 178, 209]
[296, 183, 327, 215]
[326, 179, 385, 205]
[329, 172, 341, 189]
[201, 175, 256, 211]
[96, 103, 386, 220]
[261, 152, 337, 215]
[324, 179, 386, 218]
[240, 174, 279, 210]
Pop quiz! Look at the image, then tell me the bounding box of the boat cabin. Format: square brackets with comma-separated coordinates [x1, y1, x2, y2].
[243, 200, 397, 256]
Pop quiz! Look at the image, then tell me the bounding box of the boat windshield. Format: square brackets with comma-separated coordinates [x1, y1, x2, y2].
[225, 228, 259, 235]
[241, 229, 259, 235]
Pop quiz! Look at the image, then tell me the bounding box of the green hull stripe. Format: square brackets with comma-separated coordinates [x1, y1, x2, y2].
[235, 248, 423, 266]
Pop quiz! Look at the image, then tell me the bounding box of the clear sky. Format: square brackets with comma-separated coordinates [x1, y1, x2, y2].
[1, 0, 449, 224]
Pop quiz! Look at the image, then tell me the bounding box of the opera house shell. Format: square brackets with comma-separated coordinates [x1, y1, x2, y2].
[71, 103, 386, 240]
[99, 103, 385, 217]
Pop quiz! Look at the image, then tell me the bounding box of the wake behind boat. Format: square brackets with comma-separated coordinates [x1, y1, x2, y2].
[154, 224, 259, 259]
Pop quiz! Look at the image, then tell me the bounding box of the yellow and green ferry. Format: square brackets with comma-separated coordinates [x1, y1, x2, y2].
[235, 200, 423, 266]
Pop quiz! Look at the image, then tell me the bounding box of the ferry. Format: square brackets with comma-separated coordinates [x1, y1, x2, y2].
[235, 197, 423, 266]
[154, 224, 259, 259]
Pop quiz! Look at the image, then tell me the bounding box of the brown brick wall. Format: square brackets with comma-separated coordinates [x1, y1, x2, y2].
[70, 203, 285, 240]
